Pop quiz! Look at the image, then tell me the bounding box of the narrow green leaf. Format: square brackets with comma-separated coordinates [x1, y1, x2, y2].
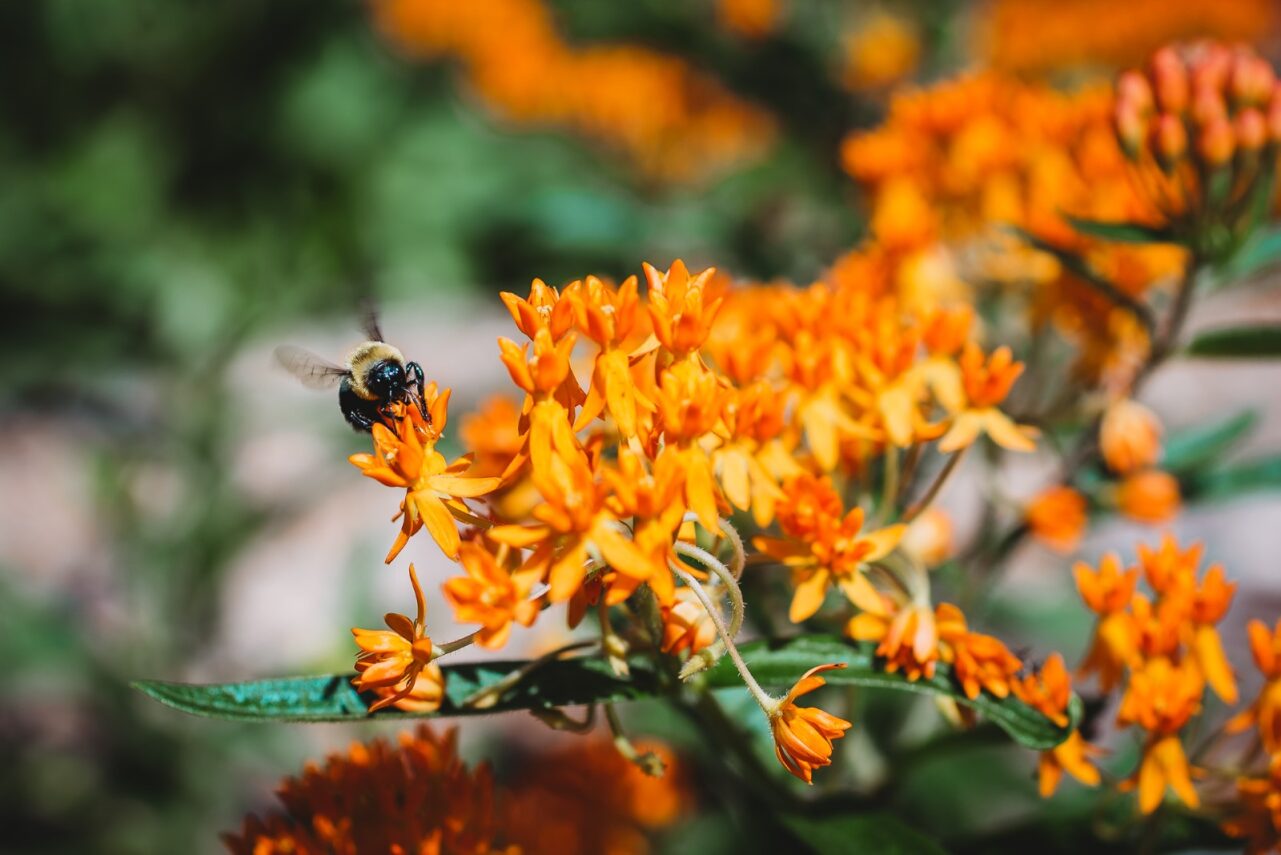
[1188, 454, 1281, 500]
[134, 638, 1077, 750]
[1223, 224, 1281, 281]
[1064, 215, 1175, 245]
[133, 656, 651, 723]
[1186, 325, 1281, 358]
[1163, 410, 1257, 474]
[782, 813, 947, 855]
[705, 636, 1078, 751]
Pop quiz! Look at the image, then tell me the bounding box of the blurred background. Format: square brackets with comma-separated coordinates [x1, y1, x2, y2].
[4, 1, 1281, 852]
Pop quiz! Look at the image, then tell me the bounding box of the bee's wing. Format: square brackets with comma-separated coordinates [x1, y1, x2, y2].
[274, 345, 349, 390]
[359, 299, 385, 343]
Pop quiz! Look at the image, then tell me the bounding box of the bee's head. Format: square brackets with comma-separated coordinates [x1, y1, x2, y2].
[365, 359, 408, 400]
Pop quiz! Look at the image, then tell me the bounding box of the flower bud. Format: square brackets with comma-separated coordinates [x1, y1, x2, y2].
[1268, 93, 1281, 144]
[1231, 54, 1276, 107]
[1150, 114, 1187, 171]
[1235, 107, 1267, 152]
[1151, 47, 1190, 114]
[1198, 116, 1235, 167]
[1114, 100, 1148, 158]
[1116, 70, 1154, 115]
[1190, 42, 1232, 94]
[1191, 83, 1228, 129]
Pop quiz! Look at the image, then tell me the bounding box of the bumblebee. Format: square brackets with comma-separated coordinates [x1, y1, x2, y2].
[275, 313, 427, 432]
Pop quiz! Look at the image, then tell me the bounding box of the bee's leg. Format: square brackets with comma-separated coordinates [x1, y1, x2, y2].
[406, 361, 428, 419]
[340, 384, 378, 433]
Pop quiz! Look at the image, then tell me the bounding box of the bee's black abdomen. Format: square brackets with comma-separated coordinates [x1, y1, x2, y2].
[339, 377, 382, 432]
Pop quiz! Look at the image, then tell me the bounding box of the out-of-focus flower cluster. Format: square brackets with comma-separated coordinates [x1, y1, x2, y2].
[842, 72, 1186, 392]
[224, 727, 691, 854]
[1114, 42, 1281, 262]
[982, 0, 1276, 76]
[371, 0, 774, 181]
[1073, 537, 1237, 813]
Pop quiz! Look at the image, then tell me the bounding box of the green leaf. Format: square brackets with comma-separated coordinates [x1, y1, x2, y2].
[782, 813, 947, 855]
[1223, 224, 1281, 281]
[134, 637, 1077, 751]
[1064, 215, 1175, 245]
[1186, 325, 1281, 358]
[1188, 454, 1281, 500]
[133, 656, 652, 723]
[1163, 410, 1257, 474]
[704, 636, 1078, 751]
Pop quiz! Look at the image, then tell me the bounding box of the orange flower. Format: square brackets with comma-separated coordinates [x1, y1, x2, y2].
[1038, 731, 1106, 798]
[900, 507, 953, 567]
[459, 394, 524, 479]
[1013, 653, 1103, 798]
[643, 260, 725, 359]
[660, 587, 716, 656]
[500, 276, 576, 340]
[769, 663, 853, 784]
[1074, 554, 1139, 692]
[351, 564, 446, 713]
[1223, 755, 1281, 854]
[442, 541, 542, 649]
[490, 437, 659, 605]
[755, 477, 905, 622]
[1117, 658, 1204, 814]
[712, 381, 790, 527]
[573, 275, 654, 437]
[1229, 619, 1281, 754]
[1026, 486, 1088, 553]
[848, 601, 948, 681]
[715, 0, 780, 39]
[841, 12, 920, 92]
[938, 343, 1036, 453]
[601, 447, 687, 605]
[1115, 469, 1181, 524]
[349, 387, 501, 561]
[1100, 398, 1163, 474]
[651, 359, 729, 532]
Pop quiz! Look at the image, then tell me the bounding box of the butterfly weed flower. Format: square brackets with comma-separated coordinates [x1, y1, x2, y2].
[351, 564, 446, 713]
[1100, 397, 1163, 474]
[1117, 657, 1204, 814]
[1075, 553, 1140, 692]
[349, 385, 502, 561]
[1025, 485, 1089, 553]
[1229, 619, 1281, 754]
[768, 663, 854, 784]
[1014, 654, 1104, 797]
[442, 541, 543, 649]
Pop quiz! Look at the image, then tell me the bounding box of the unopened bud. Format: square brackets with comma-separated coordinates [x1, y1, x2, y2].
[1268, 93, 1281, 144]
[1198, 116, 1236, 167]
[1151, 113, 1188, 170]
[1114, 100, 1148, 158]
[1116, 70, 1154, 115]
[1151, 47, 1190, 114]
[1190, 42, 1232, 94]
[1191, 84, 1228, 128]
[1231, 54, 1276, 106]
[1235, 107, 1267, 151]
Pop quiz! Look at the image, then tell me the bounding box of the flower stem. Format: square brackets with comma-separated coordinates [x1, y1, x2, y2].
[903, 447, 966, 523]
[674, 540, 744, 641]
[670, 560, 776, 715]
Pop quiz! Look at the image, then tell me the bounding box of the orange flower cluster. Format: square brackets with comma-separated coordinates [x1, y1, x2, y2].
[1114, 42, 1281, 260]
[841, 72, 1185, 388]
[225, 727, 691, 855]
[372, 0, 774, 181]
[1222, 621, 1281, 849]
[981, 0, 1277, 77]
[1074, 536, 1237, 813]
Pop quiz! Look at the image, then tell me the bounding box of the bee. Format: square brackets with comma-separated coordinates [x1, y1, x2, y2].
[275, 311, 427, 432]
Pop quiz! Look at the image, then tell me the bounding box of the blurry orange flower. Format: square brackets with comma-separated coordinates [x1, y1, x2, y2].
[769, 663, 853, 784]
[1115, 469, 1181, 524]
[901, 507, 953, 567]
[1224, 755, 1281, 854]
[841, 12, 920, 92]
[1038, 730, 1106, 798]
[1229, 620, 1281, 754]
[1026, 486, 1089, 553]
[938, 344, 1036, 453]
[1075, 554, 1139, 692]
[460, 394, 524, 479]
[715, 0, 781, 39]
[349, 388, 502, 561]
[351, 565, 446, 713]
[1117, 658, 1204, 814]
[1100, 398, 1163, 474]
